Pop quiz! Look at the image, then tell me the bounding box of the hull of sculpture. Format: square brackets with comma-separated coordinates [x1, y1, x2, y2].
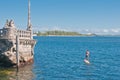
[0, 20, 36, 67]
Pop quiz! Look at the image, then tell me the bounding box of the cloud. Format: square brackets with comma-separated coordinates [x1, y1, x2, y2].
[85, 29, 89, 32]
[103, 29, 109, 33]
[32, 26, 72, 32]
[111, 29, 119, 33]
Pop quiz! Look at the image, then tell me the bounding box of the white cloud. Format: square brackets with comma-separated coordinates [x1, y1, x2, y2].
[33, 26, 72, 32]
[103, 29, 109, 33]
[51, 26, 68, 31]
[85, 29, 89, 32]
[111, 29, 119, 33]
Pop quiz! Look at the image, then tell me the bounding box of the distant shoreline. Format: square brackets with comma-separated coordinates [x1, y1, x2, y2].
[33, 30, 120, 37]
[33, 35, 120, 37]
[35, 35, 94, 37]
[34, 30, 96, 36]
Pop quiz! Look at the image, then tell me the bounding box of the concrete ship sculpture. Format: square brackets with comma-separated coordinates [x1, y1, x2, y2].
[0, 0, 36, 67]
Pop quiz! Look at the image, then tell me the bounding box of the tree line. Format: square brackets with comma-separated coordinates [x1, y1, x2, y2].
[34, 30, 96, 36]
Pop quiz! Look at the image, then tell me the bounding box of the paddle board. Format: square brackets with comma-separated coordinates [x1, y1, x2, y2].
[84, 59, 90, 64]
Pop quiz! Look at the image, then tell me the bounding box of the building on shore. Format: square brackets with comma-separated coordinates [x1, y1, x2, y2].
[0, 0, 36, 67]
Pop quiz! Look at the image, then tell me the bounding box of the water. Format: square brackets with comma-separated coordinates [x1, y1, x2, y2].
[33, 36, 120, 80]
[1, 36, 119, 80]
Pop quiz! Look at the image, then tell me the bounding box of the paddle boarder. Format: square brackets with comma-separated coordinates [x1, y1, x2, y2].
[85, 50, 90, 60]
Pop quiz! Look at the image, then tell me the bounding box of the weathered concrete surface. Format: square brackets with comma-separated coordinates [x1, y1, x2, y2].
[0, 0, 36, 68]
[0, 39, 15, 67]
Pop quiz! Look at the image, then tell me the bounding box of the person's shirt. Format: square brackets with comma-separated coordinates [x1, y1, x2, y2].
[86, 51, 90, 56]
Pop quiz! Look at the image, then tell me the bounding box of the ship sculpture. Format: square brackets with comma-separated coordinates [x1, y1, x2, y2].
[0, 0, 36, 67]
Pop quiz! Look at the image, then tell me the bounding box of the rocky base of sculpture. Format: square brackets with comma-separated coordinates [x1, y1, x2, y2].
[0, 39, 34, 68]
[0, 54, 34, 68]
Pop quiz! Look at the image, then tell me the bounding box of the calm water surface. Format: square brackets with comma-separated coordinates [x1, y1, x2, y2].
[32, 36, 120, 80]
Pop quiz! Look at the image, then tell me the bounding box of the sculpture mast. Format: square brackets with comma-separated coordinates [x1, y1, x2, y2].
[27, 0, 32, 31]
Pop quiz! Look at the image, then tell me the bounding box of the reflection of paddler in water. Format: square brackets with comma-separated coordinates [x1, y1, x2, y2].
[84, 50, 90, 64]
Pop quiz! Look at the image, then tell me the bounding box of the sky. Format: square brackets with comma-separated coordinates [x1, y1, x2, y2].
[0, 0, 120, 35]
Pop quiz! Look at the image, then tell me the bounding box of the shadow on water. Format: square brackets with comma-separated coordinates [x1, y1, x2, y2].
[0, 64, 34, 80]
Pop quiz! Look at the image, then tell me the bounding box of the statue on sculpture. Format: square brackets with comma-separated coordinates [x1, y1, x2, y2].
[4, 19, 15, 28]
[4, 19, 9, 28]
[9, 20, 15, 28]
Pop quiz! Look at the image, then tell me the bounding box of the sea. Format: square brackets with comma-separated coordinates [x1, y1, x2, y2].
[33, 36, 120, 80]
[0, 36, 120, 80]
